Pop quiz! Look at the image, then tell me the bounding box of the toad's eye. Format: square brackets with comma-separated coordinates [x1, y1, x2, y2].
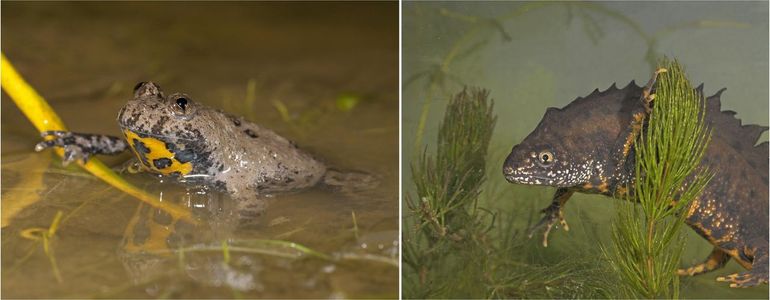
[538, 151, 554, 165]
[169, 94, 195, 118]
[175, 97, 188, 111]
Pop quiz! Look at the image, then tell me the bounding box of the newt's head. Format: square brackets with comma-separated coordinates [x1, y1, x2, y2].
[503, 107, 596, 187]
[503, 82, 645, 188]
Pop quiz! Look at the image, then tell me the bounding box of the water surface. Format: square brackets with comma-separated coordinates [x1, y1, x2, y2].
[2, 3, 398, 298]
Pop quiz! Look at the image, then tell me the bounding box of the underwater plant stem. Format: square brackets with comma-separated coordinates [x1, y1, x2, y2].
[645, 218, 656, 296]
[413, 81, 438, 154]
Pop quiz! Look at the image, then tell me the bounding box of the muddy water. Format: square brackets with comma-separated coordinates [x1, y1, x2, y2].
[403, 1, 767, 298]
[2, 3, 397, 298]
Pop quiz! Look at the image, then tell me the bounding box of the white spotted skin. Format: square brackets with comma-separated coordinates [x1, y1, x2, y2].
[503, 145, 599, 188]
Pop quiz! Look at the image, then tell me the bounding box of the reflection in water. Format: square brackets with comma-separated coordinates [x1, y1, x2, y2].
[118, 183, 258, 296]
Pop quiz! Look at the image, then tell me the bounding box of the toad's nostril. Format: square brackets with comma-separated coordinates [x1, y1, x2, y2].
[133, 81, 147, 92]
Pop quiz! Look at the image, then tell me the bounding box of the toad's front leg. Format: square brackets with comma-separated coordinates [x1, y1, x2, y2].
[35, 130, 128, 165]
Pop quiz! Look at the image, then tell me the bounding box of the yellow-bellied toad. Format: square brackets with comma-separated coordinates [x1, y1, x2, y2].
[36, 82, 371, 200]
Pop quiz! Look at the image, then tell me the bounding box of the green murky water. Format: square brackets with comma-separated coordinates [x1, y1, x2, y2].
[2, 3, 397, 298]
[403, 1, 768, 298]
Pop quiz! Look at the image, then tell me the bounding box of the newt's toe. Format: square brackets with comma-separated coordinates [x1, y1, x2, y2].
[717, 272, 767, 288]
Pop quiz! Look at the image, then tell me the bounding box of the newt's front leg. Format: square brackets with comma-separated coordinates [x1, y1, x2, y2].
[528, 187, 575, 247]
[35, 130, 128, 165]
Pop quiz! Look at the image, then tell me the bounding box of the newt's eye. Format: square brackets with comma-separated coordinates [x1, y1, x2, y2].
[538, 151, 554, 166]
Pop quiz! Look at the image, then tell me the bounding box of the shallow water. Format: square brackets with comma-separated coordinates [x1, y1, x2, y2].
[2, 3, 397, 298]
[403, 1, 768, 298]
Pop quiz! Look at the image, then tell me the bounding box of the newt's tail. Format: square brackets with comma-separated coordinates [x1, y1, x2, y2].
[321, 169, 380, 193]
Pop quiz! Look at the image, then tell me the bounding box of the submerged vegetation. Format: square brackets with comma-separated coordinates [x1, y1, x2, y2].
[404, 88, 618, 298]
[607, 59, 713, 298]
[408, 88, 495, 242]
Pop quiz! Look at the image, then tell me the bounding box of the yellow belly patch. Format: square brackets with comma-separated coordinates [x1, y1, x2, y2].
[123, 129, 192, 175]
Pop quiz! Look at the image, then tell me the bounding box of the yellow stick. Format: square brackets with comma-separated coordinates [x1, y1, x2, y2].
[1, 53, 196, 224]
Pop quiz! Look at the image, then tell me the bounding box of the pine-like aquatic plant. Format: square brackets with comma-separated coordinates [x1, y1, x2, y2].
[408, 87, 496, 243]
[607, 59, 714, 298]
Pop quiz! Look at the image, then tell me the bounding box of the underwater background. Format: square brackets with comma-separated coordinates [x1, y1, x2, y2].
[403, 1, 768, 298]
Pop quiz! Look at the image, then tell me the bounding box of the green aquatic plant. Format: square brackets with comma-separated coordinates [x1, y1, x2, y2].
[407, 88, 496, 244]
[606, 59, 713, 298]
[404, 88, 619, 298]
[403, 88, 495, 297]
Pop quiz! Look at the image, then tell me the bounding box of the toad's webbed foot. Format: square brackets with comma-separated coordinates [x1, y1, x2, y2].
[35, 131, 128, 165]
[527, 202, 569, 248]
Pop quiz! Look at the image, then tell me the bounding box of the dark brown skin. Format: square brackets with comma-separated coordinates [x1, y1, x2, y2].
[503, 79, 768, 288]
